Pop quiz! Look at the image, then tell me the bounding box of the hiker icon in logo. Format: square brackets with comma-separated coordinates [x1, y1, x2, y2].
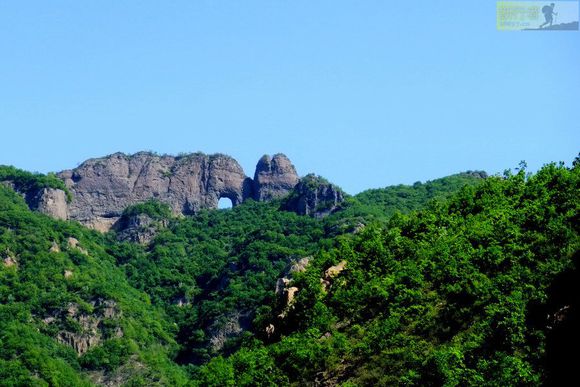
[540, 3, 558, 28]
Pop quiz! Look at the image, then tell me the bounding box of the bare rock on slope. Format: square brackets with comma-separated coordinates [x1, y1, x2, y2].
[30, 188, 69, 220]
[253, 154, 300, 201]
[282, 174, 345, 218]
[58, 152, 252, 230]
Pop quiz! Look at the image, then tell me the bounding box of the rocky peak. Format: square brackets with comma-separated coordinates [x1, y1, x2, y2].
[282, 174, 345, 218]
[253, 154, 300, 201]
[5, 151, 319, 231]
[58, 152, 252, 231]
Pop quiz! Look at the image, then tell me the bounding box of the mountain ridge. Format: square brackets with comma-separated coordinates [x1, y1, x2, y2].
[5, 152, 302, 231]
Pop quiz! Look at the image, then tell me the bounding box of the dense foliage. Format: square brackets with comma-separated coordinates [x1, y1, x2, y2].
[122, 200, 173, 220]
[120, 200, 329, 366]
[0, 161, 577, 386]
[332, 171, 487, 225]
[194, 162, 577, 386]
[0, 185, 186, 385]
[0, 165, 71, 202]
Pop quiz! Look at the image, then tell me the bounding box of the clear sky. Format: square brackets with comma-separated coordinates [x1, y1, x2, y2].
[1, 1, 578, 194]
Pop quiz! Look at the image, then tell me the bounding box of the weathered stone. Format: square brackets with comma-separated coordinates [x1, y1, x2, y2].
[86, 355, 145, 387]
[208, 311, 252, 351]
[3, 256, 17, 268]
[253, 154, 299, 201]
[57, 328, 101, 356]
[52, 299, 122, 356]
[286, 286, 299, 306]
[283, 174, 345, 218]
[265, 323, 275, 338]
[275, 257, 313, 319]
[325, 260, 347, 279]
[0, 181, 68, 220]
[321, 260, 347, 292]
[114, 213, 164, 245]
[67, 237, 88, 254]
[289, 256, 311, 274]
[5, 151, 327, 230]
[276, 277, 291, 296]
[31, 188, 69, 220]
[276, 285, 300, 319]
[58, 152, 254, 230]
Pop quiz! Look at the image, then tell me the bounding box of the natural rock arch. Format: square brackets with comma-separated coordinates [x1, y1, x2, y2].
[49, 152, 299, 231]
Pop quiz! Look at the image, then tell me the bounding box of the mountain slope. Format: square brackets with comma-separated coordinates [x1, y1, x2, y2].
[1, 159, 577, 386]
[194, 162, 579, 385]
[0, 185, 187, 386]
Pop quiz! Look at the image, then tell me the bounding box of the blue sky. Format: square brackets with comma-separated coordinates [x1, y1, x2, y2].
[1, 1, 578, 194]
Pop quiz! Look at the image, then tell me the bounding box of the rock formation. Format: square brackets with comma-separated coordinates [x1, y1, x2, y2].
[57, 152, 254, 231]
[282, 174, 345, 218]
[275, 257, 312, 319]
[49, 299, 122, 356]
[39, 151, 300, 231]
[29, 188, 69, 220]
[115, 213, 167, 245]
[321, 260, 347, 292]
[208, 311, 252, 352]
[253, 154, 299, 201]
[3, 151, 339, 230]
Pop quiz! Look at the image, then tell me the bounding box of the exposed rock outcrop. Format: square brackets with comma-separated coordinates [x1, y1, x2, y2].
[30, 188, 69, 220]
[67, 237, 88, 255]
[58, 152, 253, 231]
[49, 241, 61, 253]
[208, 311, 252, 351]
[3, 256, 17, 268]
[87, 355, 146, 387]
[275, 257, 312, 319]
[282, 174, 345, 218]
[253, 154, 300, 201]
[321, 260, 347, 292]
[114, 213, 167, 245]
[5, 151, 340, 230]
[0, 181, 68, 221]
[49, 299, 123, 355]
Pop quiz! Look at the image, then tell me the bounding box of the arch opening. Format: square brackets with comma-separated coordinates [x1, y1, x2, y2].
[218, 197, 233, 210]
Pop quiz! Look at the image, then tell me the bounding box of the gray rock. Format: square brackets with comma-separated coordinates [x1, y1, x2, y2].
[283, 174, 345, 218]
[253, 154, 299, 201]
[58, 152, 252, 231]
[1, 181, 69, 221]
[31, 188, 69, 220]
[208, 311, 252, 352]
[5, 151, 309, 231]
[51, 299, 122, 356]
[115, 213, 166, 245]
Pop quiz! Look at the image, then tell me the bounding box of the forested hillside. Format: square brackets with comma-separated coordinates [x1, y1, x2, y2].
[1, 160, 578, 386]
[0, 184, 187, 385]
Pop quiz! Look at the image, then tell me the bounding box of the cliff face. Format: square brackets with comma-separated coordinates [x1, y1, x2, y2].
[29, 188, 69, 220]
[57, 152, 254, 231]
[28, 152, 300, 231]
[282, 174, 345, 218]
[253, 154, 300, 201]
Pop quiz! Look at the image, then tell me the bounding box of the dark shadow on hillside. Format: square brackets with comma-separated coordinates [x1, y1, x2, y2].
[529, 250, 580, 385]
